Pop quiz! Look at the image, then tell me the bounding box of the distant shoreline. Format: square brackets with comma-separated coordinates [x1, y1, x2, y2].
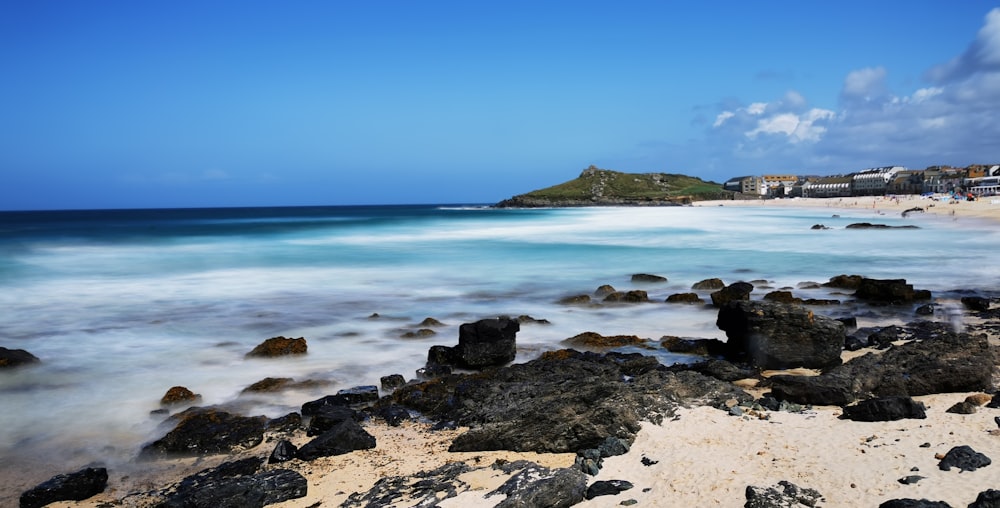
[693, 195, 1000, 224]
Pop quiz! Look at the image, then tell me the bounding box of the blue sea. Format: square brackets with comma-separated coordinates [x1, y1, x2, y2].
[0, 203, 997, 484]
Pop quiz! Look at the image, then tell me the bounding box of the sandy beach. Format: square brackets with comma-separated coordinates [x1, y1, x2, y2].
[695, 195, 1000, 224]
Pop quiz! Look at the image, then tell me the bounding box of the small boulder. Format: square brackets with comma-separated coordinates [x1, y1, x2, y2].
[245, 336, 307, 358]
[140, 408, 268, 458]
[306, 405, 360, 437]
[160, 386, 202, 406]
[745, 480, 823, 508]
[692, 278, 726, 290]
[823, 274, 864, 289]
[240, 377, 294, 394]
[452, 317, 519, 369]
[489, 464, 587, 508]
[0, 347, 40, 368]
[841, 396, 927, 422]
[156, 457, 307, 507]
[268, 440, 298, 464]
[962, 296, 991, 312]
[594, 284, 617, 296]
[710, 281, 754, 308]
[585, 479, 634, 500]
[716, 300, 844, 370]
[946, 401, 978, 415]
[296, 419, 376, 461]
[854, 278, 931, 304]
[559, 294, 592, 305]
[20, 467, 107, 508]
[666, 292, 703, 304]
[563, 332, 646, 349]
[763, 291, 802, 304]
[380, 374, 406, 391]
[878, 500, 952, 508]
[970, 490, 1000, 508]
[631, 273, 667, 283]
[938, 445, 991, 472]
[603, 290, 649, 303]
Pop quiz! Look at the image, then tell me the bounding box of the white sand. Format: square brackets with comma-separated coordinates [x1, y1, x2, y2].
[694, 195, 1000, 224]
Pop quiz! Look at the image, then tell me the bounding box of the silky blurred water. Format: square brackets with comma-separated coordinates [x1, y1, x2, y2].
[0, 203, 996, 476]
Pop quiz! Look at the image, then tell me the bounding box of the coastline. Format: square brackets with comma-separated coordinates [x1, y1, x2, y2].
[693, 195, 1000, 224]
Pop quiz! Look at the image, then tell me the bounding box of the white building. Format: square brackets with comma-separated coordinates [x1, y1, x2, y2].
[851, 166, 904, 196]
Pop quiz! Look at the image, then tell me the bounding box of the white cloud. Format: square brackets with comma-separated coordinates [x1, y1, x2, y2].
[746, 102, 767, 115]
[927, 8, 1000, 83]
[713, 111, 735, 127]
[842, 66, 888, 100]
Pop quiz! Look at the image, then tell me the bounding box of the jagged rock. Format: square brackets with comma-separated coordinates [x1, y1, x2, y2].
[380, 374, 406, 391]
[300, 386, 379, 415]
[306, 405, 360, 436]
[585, 480, 634, 499]
[416, 363, 452, 379]
[902, 207, 924, 217]
[160, 386, 202, 406]
[245, 336, 307, 358]
[868, 325, 903, 349]
[268, 440, 298, 464]
[20, 467, 107, 508]
[938, 445, 991, 472]
[716, 300, 844, 370]
[631, 273, 667, 283]
[0, 347, 40, 368]
[660, 336, 729, 357]
[603, 290, 649, 303]
[517, 314, 551, 325]
[140, 408, 268, 458]
[383, 349, 749, 455]
[810, 224, 830, 230]
[969, 489, 1000, 508]
[692, 278, 726, 290]
[341, 462, 472, 507]
[296, 419, 376, 461]
[594, 284, 617, 296]
[687, 359, 759, 383]
[841, 396, 927, 422]
[897, 475, 926, 484]
[823, 274, 864, 289]
[373, 404, 411, 426]
[451, 317, 519, 369]
[563, 332, 646, 349]
[962, 296, 991, 312]
[711, 281, 754, 307]
[879, 500, 952, 508]
[854, 278, 931, 303]
[490, 464, 587, 508]
[666, 292, 704, 304]
[240, 377, 294, 394]
[266, 412, 302, 434]
[769, 332, 992, 405]
[915, 304, 935, 316]
[763, 291, 802, 304]
[559, 294, 592, 305]
[157, 458, 307, 508]
[744, 480, 823, 508]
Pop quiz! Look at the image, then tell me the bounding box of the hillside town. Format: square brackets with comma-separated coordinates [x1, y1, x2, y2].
[724, 164, 1000, 199]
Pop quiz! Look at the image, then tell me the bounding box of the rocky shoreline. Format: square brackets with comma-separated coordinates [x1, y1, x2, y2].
[5, 274, 1000, 507]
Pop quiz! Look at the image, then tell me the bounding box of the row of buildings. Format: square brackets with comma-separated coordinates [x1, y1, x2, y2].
[724, 165, 1000, 199]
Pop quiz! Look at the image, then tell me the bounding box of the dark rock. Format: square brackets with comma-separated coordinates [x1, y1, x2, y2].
[687, 359, 759, 383]
[660, 336, 729, 357]
[373, 404, 411, 426]
[490, 464, 587, 508]
[416, 363, 452, 378]
[306, 405, 360, 436]
[802, 298, 841, 305]
[575, 449, 602, 475]
[692, 278, 726, 290]
[594, 284, 617, 296]
[340, 462, 472, 507]
[20, 467, 107, 508]
[879, 500, 952, 508]
[744, 480, 823, 508]
[716, 300, 844, 370]
[160, 386, 202, 406]
[453, 317, 519, 369]
[946, 401, 978, 414]
[419, 317, 445, 327]
[710, 281, 754, 307]
[563, 332, 647, 349]
[157, 458, 307, 508]
[989, 393, 1000, 409]
[846, 222, 920, 229]
[897, 475, 926, 484]
[841, 396, 927, 422]
[869, 325, 903, 349]
[915, 304, 935, 316]
[401, 328, 436, 338]
[837, 316, 858, 329]
[380, 374, 406, 391]
[631, 273, 667, 283]
[844, 334, 868, 352]
[770, 331, 992, 405]
[0, 347, 40, 368]
[823, 274, 864, 289]
[970, 489, 1000, 508]
[517, 314, 551, 325]
[854, 278, 931, 304]
[763, 291, 802, 304]
[266, 412, 302, 434]
[962, 296, 992, 312]
[268, 440, 297, 464]
[559, 294, 592, 305]
[382, 349, 749, 455]
[902, 207, 924, 217]
[603, 290, 649, 303]
[598, 436, 631, 457]
[245, 336, 307, 358]
[427, 344, 456, 366]
[140, 408, 268, 458]
[666, 292, 704, 304]
[585, 479, 634, 499]
[300, 386, 379, 415]
[938, 445, 991, 472]
[240, 377, 294, 394]
[810, 224, 830, 230]
[297, 419, 376, 461]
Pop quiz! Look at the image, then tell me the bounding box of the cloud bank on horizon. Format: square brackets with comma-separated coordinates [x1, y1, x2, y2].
[1, 3, 999, 209]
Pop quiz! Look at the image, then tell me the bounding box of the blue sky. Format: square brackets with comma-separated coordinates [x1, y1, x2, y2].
[2, 1, 999, 210]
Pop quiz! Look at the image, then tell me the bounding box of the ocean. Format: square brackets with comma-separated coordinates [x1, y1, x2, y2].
[0, 203, 997, 481]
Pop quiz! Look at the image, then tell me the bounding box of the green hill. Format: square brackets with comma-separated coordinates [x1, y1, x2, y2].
[495, 166, 730, 207]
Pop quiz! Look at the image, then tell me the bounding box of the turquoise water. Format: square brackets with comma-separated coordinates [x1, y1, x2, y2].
[0, 203, 997, 475]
